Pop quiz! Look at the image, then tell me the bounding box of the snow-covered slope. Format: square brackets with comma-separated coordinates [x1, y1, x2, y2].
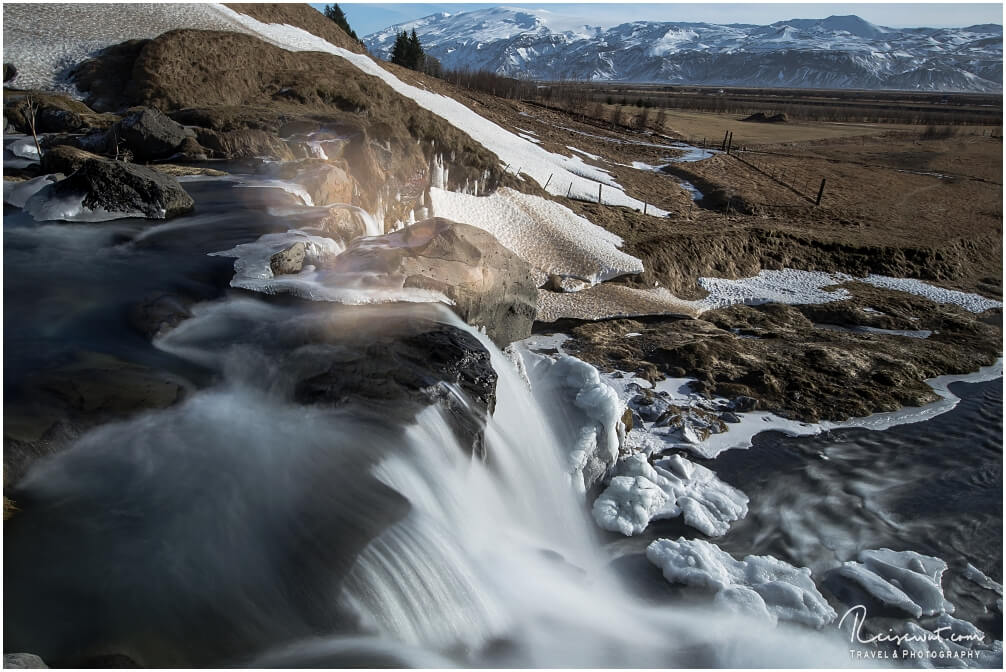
[364, 9, 1003, 92]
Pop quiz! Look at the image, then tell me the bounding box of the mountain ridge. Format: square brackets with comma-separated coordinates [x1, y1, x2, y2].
[363, 9, 1003, 92]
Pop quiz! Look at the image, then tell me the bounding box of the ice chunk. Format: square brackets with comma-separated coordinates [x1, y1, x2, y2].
[592, 453, 747, 537]
[7, 136, 40, 161]
[962, 562, 1003, 595]
[828, 548, 953, 619]
[646, 538, 836, 628]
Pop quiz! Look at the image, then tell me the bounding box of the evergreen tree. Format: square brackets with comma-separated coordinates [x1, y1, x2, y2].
[323, 4, 359, 42]
[407, 29, 424, 70]
[390, 30, 409, 66]
[390, 28, 427, 72]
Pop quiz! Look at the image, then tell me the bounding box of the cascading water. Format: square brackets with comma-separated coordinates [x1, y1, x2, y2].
[3, 173, 862, 668]
[4, 283, 856, 667]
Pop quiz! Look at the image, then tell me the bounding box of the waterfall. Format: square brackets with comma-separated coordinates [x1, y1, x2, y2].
[4, 296, 854, 667]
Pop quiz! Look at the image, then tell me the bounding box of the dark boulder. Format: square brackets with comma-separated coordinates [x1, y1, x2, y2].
[195, 127, 294, 161]
[113, 107, 188, 161]
[295, 322, 498, 458]
[128, 292, 195, 340]
[4, 63, 17, 83]
[3, 92, 116, 135]
[27, 156, 194, 220]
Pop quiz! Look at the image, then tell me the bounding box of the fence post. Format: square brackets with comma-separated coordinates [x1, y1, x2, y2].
[567, 182, 573, 197]
[726, 132, 733, 154]
[544, 173, 553, 189]
[721, 131, 729, 151]
[643, 202, 647, 215]
[816, 178, 826, 206]
[598, 183, 603, 204]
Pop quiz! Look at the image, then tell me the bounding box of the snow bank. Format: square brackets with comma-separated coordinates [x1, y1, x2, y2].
[860, 274, 1003, 313]
[696, 269, 1002, 314]
[2, 3, 259, 93]
[646, 538, 836, 628]
[696, 269, 852, 310]
[592, 453, 747, 537]
[209, 6, 668, 216]
[828, 548, 953, 618]
[430, 187, 643, 285]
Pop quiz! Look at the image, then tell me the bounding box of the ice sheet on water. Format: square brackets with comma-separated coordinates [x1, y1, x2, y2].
[7, 136, 40, 161]
[23, 184, 146, 222]
[591, 453, 747, 537]
[209, 229, 449, 305]
[3, 174, 60, 208]
[830, 548, 953, 619]
[430, 186, 642, 286]
[646, 538, 837, 628]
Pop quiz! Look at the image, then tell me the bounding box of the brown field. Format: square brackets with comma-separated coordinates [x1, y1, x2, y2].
[375, 66, 1002, 299]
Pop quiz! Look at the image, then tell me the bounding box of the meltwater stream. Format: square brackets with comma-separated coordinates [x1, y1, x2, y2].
[3, 175, 860, 667]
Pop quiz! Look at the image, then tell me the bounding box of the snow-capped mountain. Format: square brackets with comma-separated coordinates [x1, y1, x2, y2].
[364, 8, 1003, 91]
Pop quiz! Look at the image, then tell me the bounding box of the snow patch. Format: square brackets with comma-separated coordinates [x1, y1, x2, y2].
[430, 186, 643, 285]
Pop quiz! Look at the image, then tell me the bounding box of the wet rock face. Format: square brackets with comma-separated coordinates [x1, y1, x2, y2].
[331, 218, 538, 347]
[33, 157, 194, 220]
[295, 323, 498, 458]
[113, 107, 188, 161]
[269, 242, 307, 276]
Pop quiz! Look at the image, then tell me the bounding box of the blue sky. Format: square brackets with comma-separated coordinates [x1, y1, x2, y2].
[310, 3, 1003, 37]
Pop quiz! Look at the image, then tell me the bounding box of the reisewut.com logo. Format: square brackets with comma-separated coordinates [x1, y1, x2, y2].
[838, 605, 986, 663]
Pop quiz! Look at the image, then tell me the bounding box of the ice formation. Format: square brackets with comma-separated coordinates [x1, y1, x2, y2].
[828, 548, 954, 618]
[209, 230, 448, 305]
[519, 349, 625, 495]
[3, 174, 60, 208]
[646, 538, 836, 628]
[592, 453, 748, 537]
[430, 187, 643, 286]
[23, 185, 146, 223]
[962, 563, 1003, 595]
[893, 615, 1000, 669]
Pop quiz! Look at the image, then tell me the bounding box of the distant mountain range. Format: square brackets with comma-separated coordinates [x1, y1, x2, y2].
[364, 8, 1003, 92]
